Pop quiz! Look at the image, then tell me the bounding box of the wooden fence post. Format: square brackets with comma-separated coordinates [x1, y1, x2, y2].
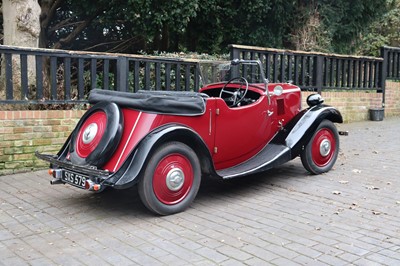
[116, 57, 129, 92]
[229, 45, 240, 78]
[314, 55, 324, 95]
[5, 53, 13, 100]
[380, 47, 388, 108]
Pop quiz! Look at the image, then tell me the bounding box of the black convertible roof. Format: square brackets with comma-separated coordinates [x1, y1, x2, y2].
[88, 89, 207, 116]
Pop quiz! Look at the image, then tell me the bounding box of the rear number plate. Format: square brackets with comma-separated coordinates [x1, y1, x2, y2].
[61, 170, 87, 189]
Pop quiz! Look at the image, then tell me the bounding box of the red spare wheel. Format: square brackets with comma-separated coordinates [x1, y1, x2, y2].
[69, 102, 123, 167]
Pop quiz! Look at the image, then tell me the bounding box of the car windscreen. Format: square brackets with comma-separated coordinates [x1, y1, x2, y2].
[199, 61, 265, 86]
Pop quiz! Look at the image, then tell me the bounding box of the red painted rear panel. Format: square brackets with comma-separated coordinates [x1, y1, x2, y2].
[103, 83, 301, 173]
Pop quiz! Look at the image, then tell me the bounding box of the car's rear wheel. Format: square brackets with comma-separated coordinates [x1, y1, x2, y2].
[69, 102, 123, 167]
[300, 119, 339, 174]
[138, 142, 201, 215]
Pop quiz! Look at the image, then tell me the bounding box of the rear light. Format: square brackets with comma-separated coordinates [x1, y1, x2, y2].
[49, 169, 63, 185]
[84, 180, 92, 190]
[48, 169, 61, 178]
[85, 179, 101, 191]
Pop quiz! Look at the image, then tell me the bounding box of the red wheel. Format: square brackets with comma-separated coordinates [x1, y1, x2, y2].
[69, 102, 123, 167]
[301, 119, 339, 174]
[139, 142, 201, 215]
[153, 154, 194, 205]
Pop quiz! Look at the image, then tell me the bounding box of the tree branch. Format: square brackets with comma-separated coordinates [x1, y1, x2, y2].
[83, 40, 129, 51]
[48, 17, 74, 33]
[107, 37, 141, 53]
[40, 0, 65, 29]
[52, 7, 105, 49]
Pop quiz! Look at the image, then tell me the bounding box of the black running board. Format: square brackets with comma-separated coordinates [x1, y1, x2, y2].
[216, 144, 291, 179]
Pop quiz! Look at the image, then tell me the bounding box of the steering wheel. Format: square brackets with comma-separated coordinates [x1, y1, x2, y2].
[219, 77, 249, 107]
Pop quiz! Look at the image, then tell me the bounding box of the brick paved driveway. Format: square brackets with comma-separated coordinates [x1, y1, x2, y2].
[1, 118, 399, 265]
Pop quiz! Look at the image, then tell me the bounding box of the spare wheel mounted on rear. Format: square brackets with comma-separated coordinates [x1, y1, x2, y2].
[69, 102, 124, 167]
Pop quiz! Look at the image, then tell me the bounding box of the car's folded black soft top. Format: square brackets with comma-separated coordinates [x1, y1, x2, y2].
[88, 89, 207, 116]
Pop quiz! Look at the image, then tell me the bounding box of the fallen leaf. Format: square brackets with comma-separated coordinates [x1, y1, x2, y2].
[365, 185, 380, 190]
[349, 203, 358, 210]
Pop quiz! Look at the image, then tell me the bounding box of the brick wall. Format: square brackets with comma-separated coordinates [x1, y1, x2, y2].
[302, 81, 400, 122]
[384, 81, 400, 118]
[302, 91, 383, 122]
[1, 82, 399, 175]
[0, 110, 86, 175]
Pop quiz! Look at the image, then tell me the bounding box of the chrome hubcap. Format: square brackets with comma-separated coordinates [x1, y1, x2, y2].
[166, 168, 185, 191]
[319, 139, 331, 157]
[82, 123, 98, 144]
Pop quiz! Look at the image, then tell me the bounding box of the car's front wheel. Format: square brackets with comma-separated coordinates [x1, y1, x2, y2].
[300, 119, 339, 174]
[138, 142, 201, 215]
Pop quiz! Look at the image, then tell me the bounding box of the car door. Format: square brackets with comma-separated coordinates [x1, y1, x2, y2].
[213, 95, 277, 170]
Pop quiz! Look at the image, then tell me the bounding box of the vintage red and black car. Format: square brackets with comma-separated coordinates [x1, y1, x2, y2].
[36, 59, 344, 215]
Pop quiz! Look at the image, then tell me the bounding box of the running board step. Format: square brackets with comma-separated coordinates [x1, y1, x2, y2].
[217, 144, 291, 179]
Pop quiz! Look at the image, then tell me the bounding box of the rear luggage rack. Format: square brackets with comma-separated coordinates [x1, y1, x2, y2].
[35, 151, 112, 177]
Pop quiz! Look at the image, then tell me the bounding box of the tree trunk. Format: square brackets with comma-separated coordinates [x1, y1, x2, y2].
[160, 24, 170, 51]
[1, 0, 41, 100]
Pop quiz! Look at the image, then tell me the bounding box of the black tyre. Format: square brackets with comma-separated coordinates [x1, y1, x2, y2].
[138, 142, 201, 215]
[69, 102, 123, 167]
[300, 119, 339, 174]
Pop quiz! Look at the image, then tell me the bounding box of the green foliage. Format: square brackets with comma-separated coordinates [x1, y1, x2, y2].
[317, 0, 388, 54]
[178, 0, 300, 53]
[34, 0, 395, 55]
[43, 0, 200, 52]
[357, 0, 400, 56]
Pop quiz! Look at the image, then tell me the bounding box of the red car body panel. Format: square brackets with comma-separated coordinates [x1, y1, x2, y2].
[101, 82, 301, 173]
[102, 110, 157, 172]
